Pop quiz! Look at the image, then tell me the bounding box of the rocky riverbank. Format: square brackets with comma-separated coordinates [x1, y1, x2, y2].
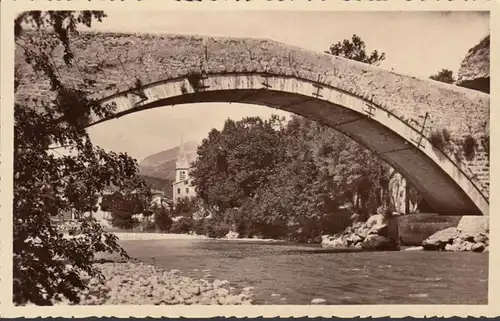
[422, 216, 489, 253]
[321, 214, 399, 251]
[53, 262, 253, 305]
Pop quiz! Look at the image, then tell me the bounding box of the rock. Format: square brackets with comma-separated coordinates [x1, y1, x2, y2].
[322, 237, 346, 248]
[311, 298, 326, 304]
[457, 216, 489, 238]
[360, 235, 399, 251]
[213, 279, 230, 288]
[483, 246, 489, 252]
[242, 286, 254, 293]
[471, 242, 485, 252]
[225, 231, 239, 239]
[445, 243, 460, 252]
[345, 234, 363, 246]
[365, 214, 381, 229]
[355, 227, 370, 239]
[187, 286, 201, 295]
[474, 232, 489, 245]
[422, 227, 459, 251]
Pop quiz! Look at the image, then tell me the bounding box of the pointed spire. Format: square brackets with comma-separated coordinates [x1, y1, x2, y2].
[176, 132, 189, 169]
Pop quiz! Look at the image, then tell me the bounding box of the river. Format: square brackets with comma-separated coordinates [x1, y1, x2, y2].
[118, 238, 488, 305]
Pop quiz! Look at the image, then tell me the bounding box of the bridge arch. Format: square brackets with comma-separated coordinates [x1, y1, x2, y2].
[15, 33, 490, 215]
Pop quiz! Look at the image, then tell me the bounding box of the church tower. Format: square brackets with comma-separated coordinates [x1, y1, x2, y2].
[172, 134, 196, 204]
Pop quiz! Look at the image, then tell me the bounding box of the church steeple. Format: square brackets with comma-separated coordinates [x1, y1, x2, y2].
[176, 133, 189, 169]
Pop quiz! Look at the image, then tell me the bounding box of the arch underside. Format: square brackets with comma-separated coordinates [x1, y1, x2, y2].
[91, 74, 489, 216]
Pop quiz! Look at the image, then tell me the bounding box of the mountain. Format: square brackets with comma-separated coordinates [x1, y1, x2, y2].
[139, 140, 199, 180]
[139, 174, 174, 198]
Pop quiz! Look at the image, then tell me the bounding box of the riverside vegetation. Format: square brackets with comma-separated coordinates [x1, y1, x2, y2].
[14, 10, 487, 306]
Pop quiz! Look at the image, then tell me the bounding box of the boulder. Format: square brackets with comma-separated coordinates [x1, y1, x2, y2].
[474, 232, 489, 245]
[345, 234, 363, 246]
[471, 242, 486, 253]
[422, 227, 459, 251]
[322, 236, 346, 248]
[225, 231, 239, 239]
[366, 214, 390, 237]
[457, 216, 489, 239]
[360, 235, 399, 251]
[355, 227, 370, 239]
[311, 298, 326, 304]
[445, 243, 460, 252]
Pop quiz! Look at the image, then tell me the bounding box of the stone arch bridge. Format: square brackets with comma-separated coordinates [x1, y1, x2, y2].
[15, 32, 490, 216]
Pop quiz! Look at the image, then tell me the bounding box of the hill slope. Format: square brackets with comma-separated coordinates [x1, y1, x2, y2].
[139, 140, 198, 180]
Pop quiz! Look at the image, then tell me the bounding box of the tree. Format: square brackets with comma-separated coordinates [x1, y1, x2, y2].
[153, 204, 173, 232]
[190, 115, 286, 212]
[326, 34, 386, 66]
[107, 188, 152, 229]
[171, 196, 199, 217]
[13, 11, 146, 305]
[429, 69, 455, 84]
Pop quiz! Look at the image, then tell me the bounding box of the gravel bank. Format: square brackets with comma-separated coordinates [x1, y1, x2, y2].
[113, 232, 208, 241]
[55, 262, 253, 305]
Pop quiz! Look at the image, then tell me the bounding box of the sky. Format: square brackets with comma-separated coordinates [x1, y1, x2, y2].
[84, 11, 489, 162]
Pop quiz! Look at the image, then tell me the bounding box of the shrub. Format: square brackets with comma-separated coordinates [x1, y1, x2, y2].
[169, 217, 195, 234]
[109, 210, 140, 230]
[142, 220, 157, 232]
[481, 135, 490, 157]
[462, 135, 478, 161]
[153, 206, 173, 232]
[204, 219, 232, 238]
[429, 128, 452, 152]
[191, 218, 207, 236]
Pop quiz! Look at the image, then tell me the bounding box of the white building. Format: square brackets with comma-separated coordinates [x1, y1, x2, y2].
[172, 135, 197, 204]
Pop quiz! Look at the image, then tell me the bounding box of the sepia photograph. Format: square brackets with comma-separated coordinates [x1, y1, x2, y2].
[10, 8, 490, 309]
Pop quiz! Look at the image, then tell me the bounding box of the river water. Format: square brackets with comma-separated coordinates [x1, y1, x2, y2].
[119, 238, 488, 305]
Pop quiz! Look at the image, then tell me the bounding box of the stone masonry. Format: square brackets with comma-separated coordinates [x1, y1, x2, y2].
[15, 32, 490, 215]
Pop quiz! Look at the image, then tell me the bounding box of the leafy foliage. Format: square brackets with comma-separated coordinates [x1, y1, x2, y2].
[326, 34, 386, 66]
[153, 204, 173, 232]
[186, 35, 411, 242]
[462, 135, 478, 161]
[13, 11, 146, 305]
[429, 69, 455, 84]
[105, 189, 152, 229]
[429, 128, 452, 153]
[189, 114, 394, 241]
[169, 217, 195, 234]
[190, 115, 286, 212]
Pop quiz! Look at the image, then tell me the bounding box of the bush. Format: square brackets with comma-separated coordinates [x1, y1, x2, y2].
[204, 219, 232, 238]
[153, 206, 173, 232]
[462, 135, 478, 161]
[142, 220, 157, 232]
[169, 217, 195, 234]
[429, 128, 452, 152]
[191, 218, 207, 235]
[109, 210, 140, 230]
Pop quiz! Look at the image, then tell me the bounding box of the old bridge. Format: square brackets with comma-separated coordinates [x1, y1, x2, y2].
[15, 32, 490, 216]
